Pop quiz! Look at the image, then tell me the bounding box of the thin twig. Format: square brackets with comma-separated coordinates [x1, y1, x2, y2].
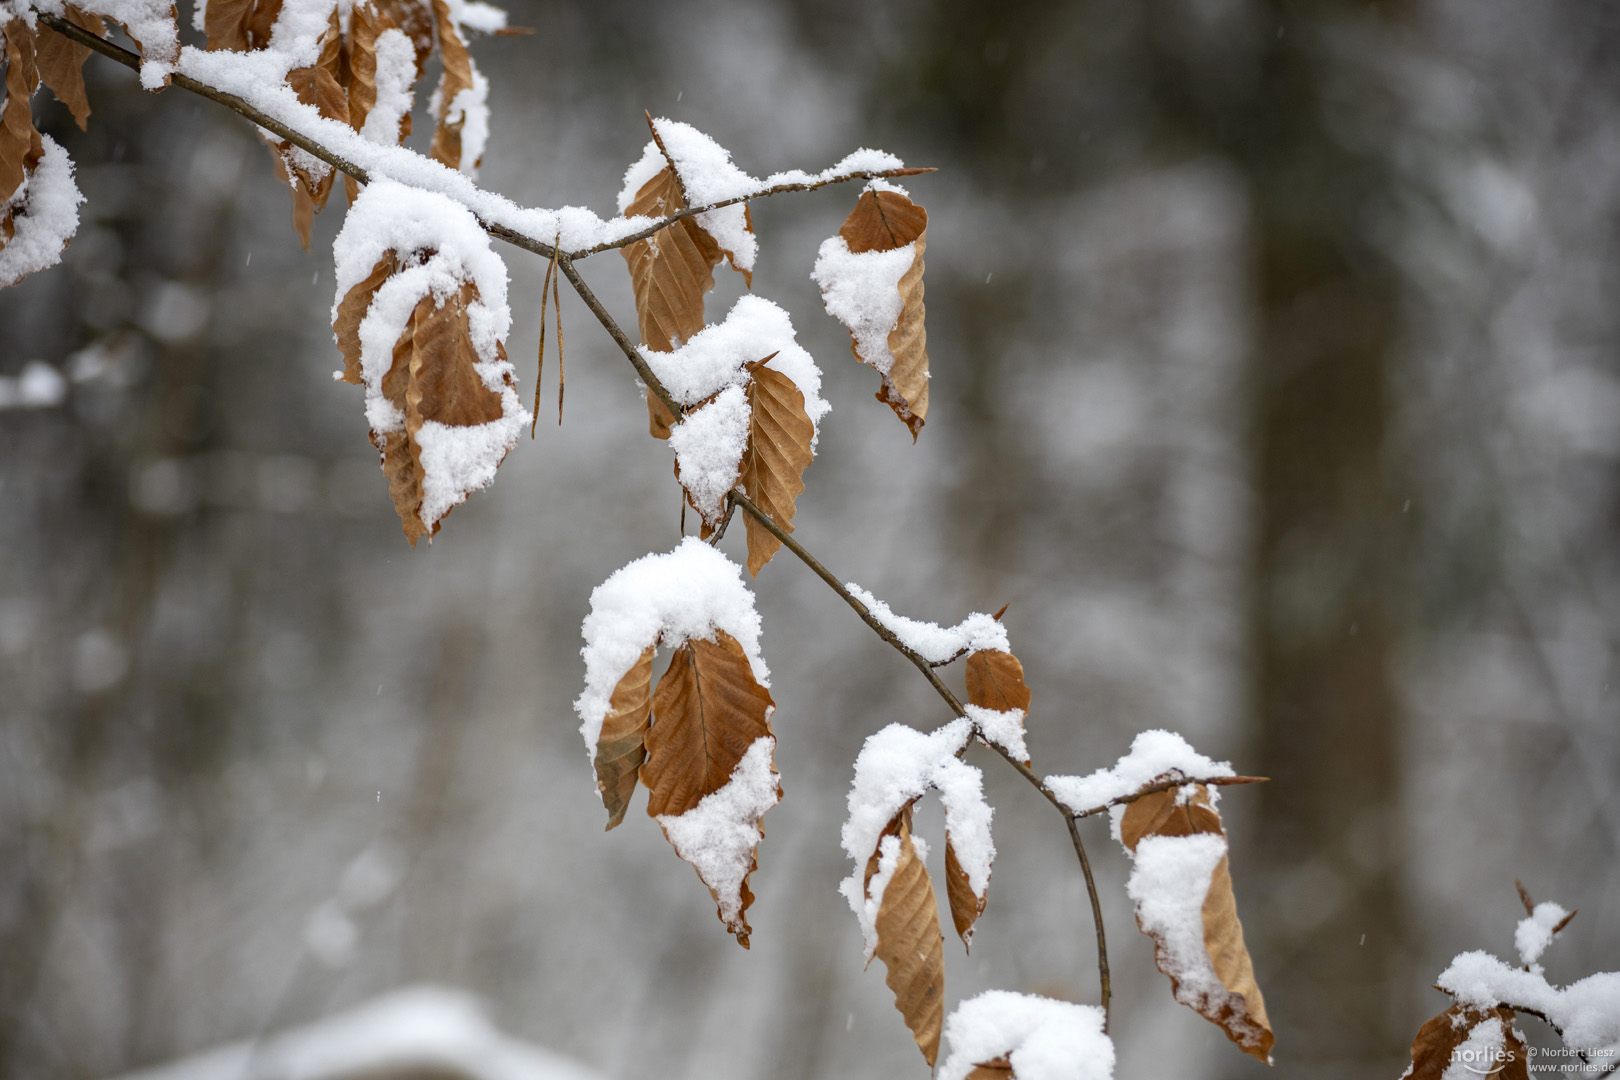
[1070, 775, 1270, 819]
[725, 486, 1113, 1027]
[38, 14, 371, 185]
[556, 243, 1116, 1021]
[707, 494, 739, 546]
[552, 254, 673, 407]
[566, 168, 936, 259]
[50, 16, 927, 275]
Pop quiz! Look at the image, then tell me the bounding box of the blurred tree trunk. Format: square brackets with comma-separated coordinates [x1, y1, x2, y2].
[1148, 2, 1414, 1072]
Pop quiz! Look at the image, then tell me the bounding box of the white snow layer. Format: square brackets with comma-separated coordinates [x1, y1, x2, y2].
[963, 703, 1028, 763]
[119, 21, 903, 258]
[440, 59, 491, 176]
[60, 0, 181, 87]
[1439, 951, 1620, 1061]
[812, 232, 916, 378]
[668, 384, 750, 523]
[449, 0, 507, 35]
[359, 28, 417, 146]
[1046, 729, 1235, 818]
[575, 539, 767, 763]
[656, 737, 780, 932]
[838, 719, 993, 958]
[330, 179, 526, 531]
[1127, 833, 1231, 1018]
[938, 991, 1114, 1080]
[615, 118, 906, 276]
[0, 136, 84, 288]
[110, 986, 604, 1080]
[640, 294, 829, 432]
[842, 584, 1009, 664]
[1515, 901, 1570, 969]
[1440, 1016, 1510, 1080]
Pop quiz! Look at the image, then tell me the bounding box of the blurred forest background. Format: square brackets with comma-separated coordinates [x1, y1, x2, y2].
[3, 0, 1619, 1077]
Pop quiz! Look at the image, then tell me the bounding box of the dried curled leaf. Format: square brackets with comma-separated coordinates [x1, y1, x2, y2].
[375, 0, 433, 72]
[643, 630, 777, 945]
[1122, 783, 1273, 1062]
[835, 187, 929, 439]
[944, 834, 986, 949]
[1405, 1004, 1529, 1080]
[266, 146, 316, 250]
[0, 18, 81, 289]
[621, 163, 722, 438]
[869, 804, 945, 1067]
[594, 644, 654, 830]
[964, 1058, 1013, 1080]
[643, 631, 774, 816]
[965, 648, 1031, 764]
[428, 0, 479, 173]
[739, 364, 814, 576]
[1, 18, 43, 210]
[203, 0, 280, 52]
[374, 281, 510, 545]
[35, 6, 104, 130]
[966, 649, 1030, 715]
[334, 254, 395, 383]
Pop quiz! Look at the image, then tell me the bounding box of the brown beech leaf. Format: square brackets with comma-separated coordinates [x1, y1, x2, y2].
[594, 644, 654, 830]
[965, 649, 1030, 715]
[333, 253, 395, 384]
[964, 1058, 1014, 1080]
[642, 630, 776, 946]
[739, 364, 814, 576]
[1121, 783, 1273, 1062]
[965, 648, 1031, 763]
[346, 1, 382, 135]
[870, 804, 946, 1067]
[35, 6, 103, 130]
[622, 163, 723, 438]
[280, 13, 349, 213]
[1, 18, 43, 211]
[342, 0, 405, 204]
[266, 146, 316, 250]
[1405, 1004, 1529, 1080]
[427, 0, 476, 172]
[944, 834, 987, 950]
[375, 0, 433, 73]
[643, 630, 775, 817]
[374, 280, 508, 545]
[204, 0, 279, 52]
[836, 187, 929, 439]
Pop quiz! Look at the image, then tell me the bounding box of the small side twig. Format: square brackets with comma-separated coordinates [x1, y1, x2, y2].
[707, 494, 739, 546]
[1070, 775, 1270, 819]
[566, 168, 937, 259]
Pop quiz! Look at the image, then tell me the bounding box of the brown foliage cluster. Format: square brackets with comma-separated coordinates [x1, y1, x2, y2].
[596, 629, 777, 946]
[1120, 782, 1274, 1062]
[205, 0, 492, 247]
